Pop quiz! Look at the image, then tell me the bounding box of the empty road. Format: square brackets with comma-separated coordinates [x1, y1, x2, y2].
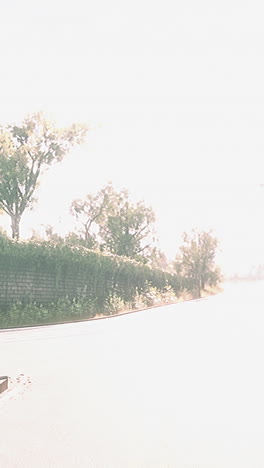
[1, 281, 264, 468]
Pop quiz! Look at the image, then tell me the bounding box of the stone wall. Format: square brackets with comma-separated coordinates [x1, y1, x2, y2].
[0, 267, 90, 308]
[0, 240, 179, 314]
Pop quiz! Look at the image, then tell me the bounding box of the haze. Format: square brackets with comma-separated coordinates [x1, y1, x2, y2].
[1, 0, 264, 275]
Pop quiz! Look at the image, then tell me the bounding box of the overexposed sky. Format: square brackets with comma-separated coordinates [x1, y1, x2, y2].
[1, 1, 264, 274]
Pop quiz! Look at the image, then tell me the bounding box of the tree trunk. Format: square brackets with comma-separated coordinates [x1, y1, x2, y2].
[11, 215, 20, 240]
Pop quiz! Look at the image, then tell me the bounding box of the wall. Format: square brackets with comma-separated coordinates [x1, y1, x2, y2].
[0, 239, 180, 311]
[0, 267, 90, 307]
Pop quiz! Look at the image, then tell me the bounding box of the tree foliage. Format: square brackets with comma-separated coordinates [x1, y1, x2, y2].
[100, 197, 155, 260]
[148, 247, 171, 271]
[70, 183, 116, 249]
[0, 112, 88, 239]
[70, 183, 156, 261]
[174, 229, 221, 298]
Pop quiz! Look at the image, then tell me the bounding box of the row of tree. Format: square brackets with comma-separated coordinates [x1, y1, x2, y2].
[0, 113, 221, 297]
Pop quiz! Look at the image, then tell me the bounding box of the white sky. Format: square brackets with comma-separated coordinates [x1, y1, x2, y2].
[1, 0, 264, 275]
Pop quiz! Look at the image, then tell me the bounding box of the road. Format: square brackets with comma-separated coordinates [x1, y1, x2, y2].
[1, 281, 264, 468]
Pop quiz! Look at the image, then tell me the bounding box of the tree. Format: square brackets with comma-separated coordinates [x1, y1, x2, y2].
[148, 247, 171, 271]
[174, 229, 221, 298]
[70, 183, 156, 260]
[99, 191, 156, 260]
[70, 183, 117, 249]
[0, 112, 88, 239]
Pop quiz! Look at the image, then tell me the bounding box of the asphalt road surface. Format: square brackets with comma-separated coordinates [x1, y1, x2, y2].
[1, 281, 264, 468]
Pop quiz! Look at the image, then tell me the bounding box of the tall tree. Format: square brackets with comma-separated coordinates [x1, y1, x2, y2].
[0, 112, 88, 239]
[70, 184, 156, 260]
[70, 183, 117, 249]
[174, 229, 221, 298]
[99, 191, 156, 260]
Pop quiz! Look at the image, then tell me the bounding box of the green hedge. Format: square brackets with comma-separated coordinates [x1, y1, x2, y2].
[0, 236, 182, 326]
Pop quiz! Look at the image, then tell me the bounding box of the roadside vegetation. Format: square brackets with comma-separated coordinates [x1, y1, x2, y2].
[0, 113, 222, 328]
[1, 285, 180, 329]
